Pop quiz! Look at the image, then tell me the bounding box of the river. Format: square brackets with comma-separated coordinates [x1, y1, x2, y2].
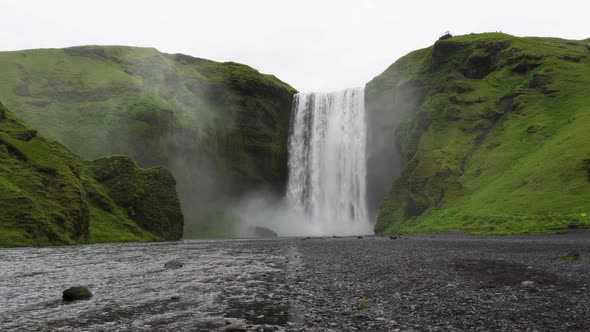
[0, 239, 299, 331]
[2, 234, 589, 331]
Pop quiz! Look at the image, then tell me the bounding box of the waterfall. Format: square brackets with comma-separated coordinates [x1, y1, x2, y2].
[286, 87, 372, 235]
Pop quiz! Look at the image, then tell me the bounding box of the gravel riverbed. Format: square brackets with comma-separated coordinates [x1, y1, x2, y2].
[289, 231, 590, 331]
[1, 231, 589, 331]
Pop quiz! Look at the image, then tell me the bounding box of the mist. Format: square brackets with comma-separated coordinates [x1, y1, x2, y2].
[364, 80, 425, 221]
[1, 44, 413, 238]
[230, 190, 375, 237]
[229, 88, 376, 238]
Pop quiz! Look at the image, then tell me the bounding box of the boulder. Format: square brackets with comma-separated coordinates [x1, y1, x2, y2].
[223, 319, 247, 331]
[246, 226, 278, 238]
[63, 286, 92, 301]
[164, 259, 183, 269]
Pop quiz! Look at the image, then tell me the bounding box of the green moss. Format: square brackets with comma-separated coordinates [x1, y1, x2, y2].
[0, 102, 183, 247]
[88, 155, 183, 240]
[368, 33, 590, 235]
[560, 252, 581, 261]
[87, 206, 160, 243]
[0, 46, 297, 238]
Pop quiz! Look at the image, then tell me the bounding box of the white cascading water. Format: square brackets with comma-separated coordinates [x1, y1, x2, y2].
[286, 87, 372, 235]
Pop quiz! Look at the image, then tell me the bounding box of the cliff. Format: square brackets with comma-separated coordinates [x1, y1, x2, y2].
[366, 33, 590, 234]
[0, 46, 297, 237]
[0, 102, 183, 247]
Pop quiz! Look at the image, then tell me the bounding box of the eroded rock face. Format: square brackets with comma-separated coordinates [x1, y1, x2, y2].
[90, 155, 184, 240]
[63, 286, 92, 301]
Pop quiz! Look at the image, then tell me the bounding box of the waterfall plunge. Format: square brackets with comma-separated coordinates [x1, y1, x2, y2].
[286, 88, 372, 236]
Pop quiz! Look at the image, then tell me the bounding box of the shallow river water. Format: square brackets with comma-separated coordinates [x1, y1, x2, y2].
[3, 234, 590, 332]
[0, 239, 299, 331]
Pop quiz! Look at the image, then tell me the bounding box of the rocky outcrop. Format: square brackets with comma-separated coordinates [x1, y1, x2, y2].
[90, 156, 183, 240]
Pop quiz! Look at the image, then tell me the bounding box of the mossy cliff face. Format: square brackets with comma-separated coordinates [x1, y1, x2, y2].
[0, 46, 296, 237]
[89, 156, 183, 240]
[366, 33, 590, 235]
[0, 102, 183, 247]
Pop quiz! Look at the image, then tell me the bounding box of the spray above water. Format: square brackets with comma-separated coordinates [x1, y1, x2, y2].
[286, 87, 372, 236]
[233, 87, 373, 237]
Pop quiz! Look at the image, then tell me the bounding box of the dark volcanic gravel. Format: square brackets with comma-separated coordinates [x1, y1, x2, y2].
[1, 232, 589, 331]
[288, 231, 590, 331]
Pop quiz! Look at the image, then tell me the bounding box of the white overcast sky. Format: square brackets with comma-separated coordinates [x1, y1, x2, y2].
[1, 0, 588, 92]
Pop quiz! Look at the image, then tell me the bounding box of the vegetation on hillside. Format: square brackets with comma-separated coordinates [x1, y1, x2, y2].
[0, 46, 297, 237]
[0, 102, 183, 247]
[366, 33, 590, 235]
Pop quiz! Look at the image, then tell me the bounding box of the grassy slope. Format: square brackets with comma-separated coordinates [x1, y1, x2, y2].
[367, 33, 590, 235]
[0, 102, 182, 247]
[0, 46, 297, 237]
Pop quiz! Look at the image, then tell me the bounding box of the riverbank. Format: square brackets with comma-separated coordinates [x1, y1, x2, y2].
[291, 231, 590, 331]
[1, 232, 588, 331]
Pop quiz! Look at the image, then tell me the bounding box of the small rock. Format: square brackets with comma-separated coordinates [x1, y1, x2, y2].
[62, 286, 93, 301]
[521, 280, 535, 287]
[164, 260, 183, 269]
[223, 320, 247, 331]
[170, 296, 180, 301]
[358, 299, 371, 309]
[389, 235, 397, 240]
[357, 236, 363, 239]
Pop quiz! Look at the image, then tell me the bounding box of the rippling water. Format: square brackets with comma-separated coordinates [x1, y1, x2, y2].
[0, 239, 299, 331]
